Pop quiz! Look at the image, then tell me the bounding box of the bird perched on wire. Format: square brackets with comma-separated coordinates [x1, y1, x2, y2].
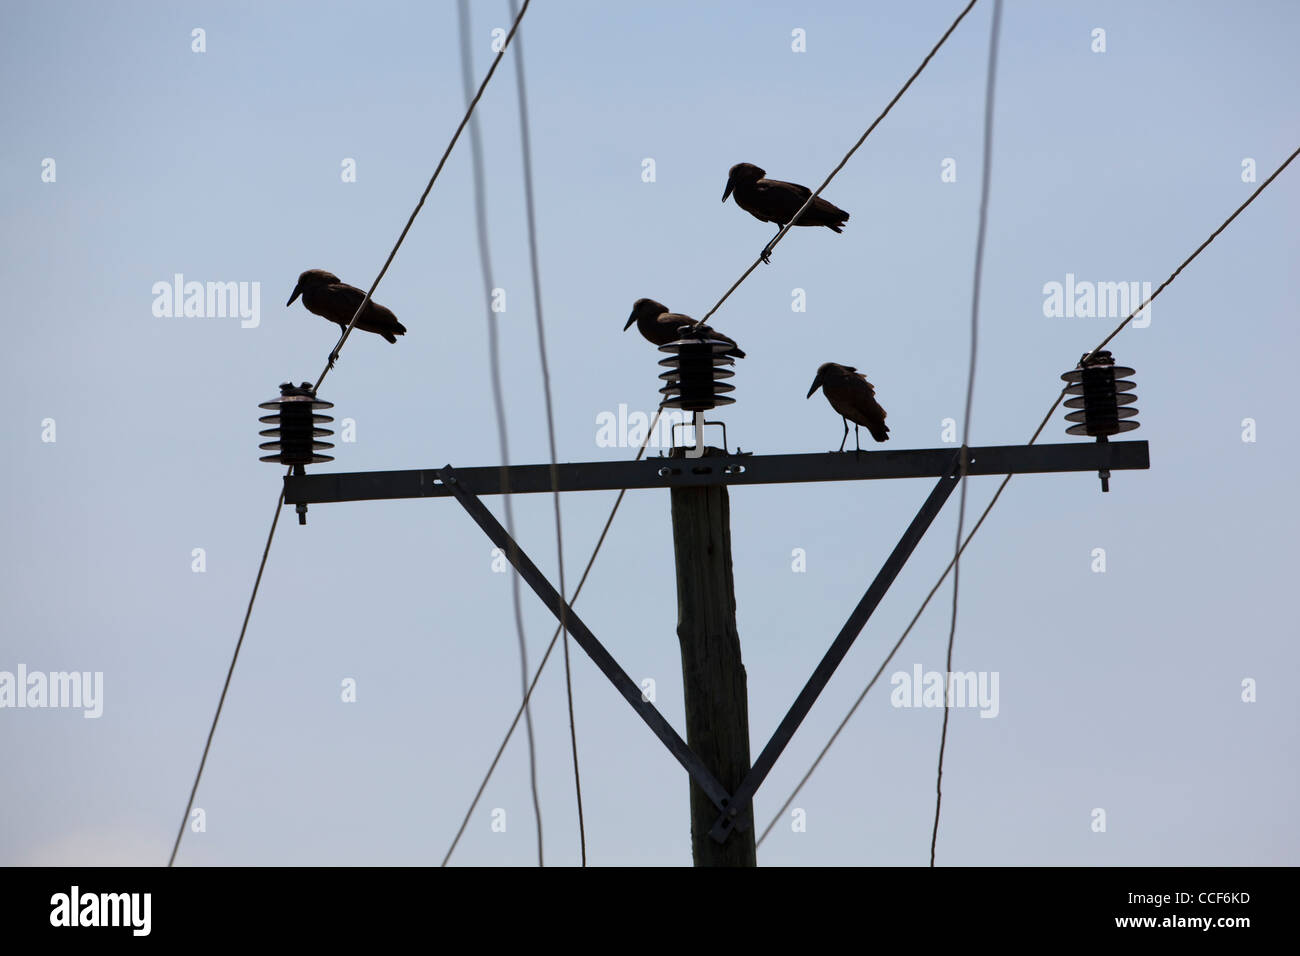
[286, 269, 406, 368]
[807, 362, 889, 452]
[624, 298, 746, 359]
[722, 163, 850, 263]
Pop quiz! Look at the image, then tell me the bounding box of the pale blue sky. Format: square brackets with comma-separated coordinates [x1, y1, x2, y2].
[1, 0, 1297, 866]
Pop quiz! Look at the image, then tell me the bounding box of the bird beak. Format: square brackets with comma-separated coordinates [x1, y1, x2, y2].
[722, 178, 734, 203]
[286, 283, 301, 307]
[806, 375, 822, 399]
[623, 313, 637, 331]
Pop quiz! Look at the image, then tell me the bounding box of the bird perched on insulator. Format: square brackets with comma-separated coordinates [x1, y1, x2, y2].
[287, 269, 406, 368]
[722, 163, 849, 263]
[807, 361, 889, 452]
[624, 298, 745, 359]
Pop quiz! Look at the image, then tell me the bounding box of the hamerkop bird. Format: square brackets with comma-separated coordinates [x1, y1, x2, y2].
[624, 298, 745, 359]
[722, 163, 849, 262]
[807, 362, 890, 452]
[287, 269, 406, 366]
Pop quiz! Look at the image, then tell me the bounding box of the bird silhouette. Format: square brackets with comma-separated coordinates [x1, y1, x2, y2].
[722, 163, 849, 263]
[624, 298, 745, 359]
[807, 362, 889, 452]
[287, 269, 406, 368]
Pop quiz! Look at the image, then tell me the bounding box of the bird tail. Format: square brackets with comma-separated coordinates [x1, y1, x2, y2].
[382, 332, 397, 344]
[869, 422, 890, 442]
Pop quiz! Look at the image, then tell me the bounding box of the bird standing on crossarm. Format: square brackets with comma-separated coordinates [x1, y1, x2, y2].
[807, 361, 890, 453]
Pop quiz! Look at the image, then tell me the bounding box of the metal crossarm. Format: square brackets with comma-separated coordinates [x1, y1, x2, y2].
[283, 442, 1149, 505]
[437, 465, 737, 815]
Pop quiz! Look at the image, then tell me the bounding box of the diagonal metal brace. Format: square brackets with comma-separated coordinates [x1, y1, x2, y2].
[709, 454, 964, 843]
[437, 465, 737, 816]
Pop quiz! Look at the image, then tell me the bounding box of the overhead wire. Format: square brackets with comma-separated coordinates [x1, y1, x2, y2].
[693, 0, 980, 327]
[313, 0, 533, 393]
[758, 141, 1300, 850]
[441, 408, 665, 866]
[930, 0, 1002, 868]
[170, 0, 533, 867]
[168, 489, 285, 866]
[505, 0, 588, 866]
[457, 0, 544, 867]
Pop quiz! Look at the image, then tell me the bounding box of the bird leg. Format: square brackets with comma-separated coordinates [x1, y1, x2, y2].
[760, 226, 783, 265]
[838, 417, 849, 453]
[327, 328, 347, 370]
[854, 424, 861, 459]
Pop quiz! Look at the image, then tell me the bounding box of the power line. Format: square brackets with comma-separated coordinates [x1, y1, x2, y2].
[931, 0, 1001, 868]
[441, 407, 665, 866]
[312, 0, 532, 393]
[168, 489, 285, 866]
[172, 2, 533, 868]
[506, 0, 588, 867]
[1084, 143, 1300, 365]
[758, 141, 1300, 851]
[457, 0, 544, 867]
[695, 0, 980, 327]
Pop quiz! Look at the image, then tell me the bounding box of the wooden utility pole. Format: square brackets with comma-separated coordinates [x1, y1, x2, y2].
[670, 447, 756, 867]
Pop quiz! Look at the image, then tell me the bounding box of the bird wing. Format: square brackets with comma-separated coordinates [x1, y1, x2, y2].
[852, 371, 877, 395]
[814, 195, 849, 220]
[325, 281, 367, 313]
[656, 313, 696, 342]
[770, 179, 812, 201]
[701, 324, 739, 347]
[860, 379, 886, 420]
[328, 282, 404, 332]
[758, 180, 813, 222]
[822, 371, 888, 439]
